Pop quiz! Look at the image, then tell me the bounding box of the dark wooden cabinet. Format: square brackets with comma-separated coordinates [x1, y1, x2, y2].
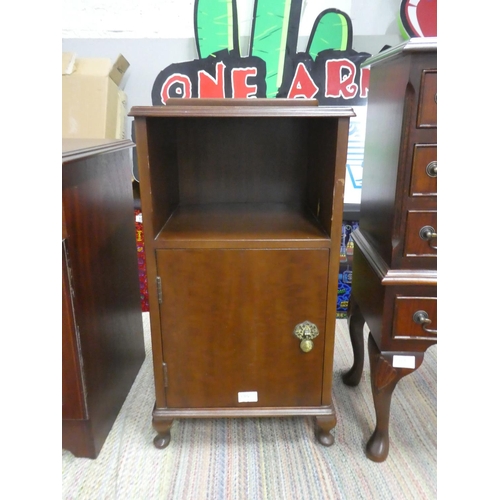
[343, 38, 437, 462]
[130, 99, 353, 448]
[62, 139, 145, 458]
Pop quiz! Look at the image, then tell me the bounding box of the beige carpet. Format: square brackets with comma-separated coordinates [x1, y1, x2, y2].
[62, 313, 437, 499]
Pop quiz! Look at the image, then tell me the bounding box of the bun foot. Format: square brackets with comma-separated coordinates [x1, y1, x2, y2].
[152, 416, 174, 449]
[153, 432, 171, 449]
[314, 415, 336, 447]
[315, 429, 335, 447]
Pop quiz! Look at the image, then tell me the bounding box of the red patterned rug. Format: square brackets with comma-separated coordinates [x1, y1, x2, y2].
[134, 210, 149, 312]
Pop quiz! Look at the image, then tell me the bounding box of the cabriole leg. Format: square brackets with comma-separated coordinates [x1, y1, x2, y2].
[342, 295, 365, 387]
[366, 334, 423, 462]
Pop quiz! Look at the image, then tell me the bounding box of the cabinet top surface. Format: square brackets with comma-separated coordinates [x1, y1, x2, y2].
[129, 100, 355, 118]
[62, 138, 134, 163]
[362, 37, 437, 68]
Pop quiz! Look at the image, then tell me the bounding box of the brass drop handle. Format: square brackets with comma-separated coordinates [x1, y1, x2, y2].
[426, 161, 437, 177]
[413, 310, 437, 335]
[294, 321, 319, 353]
[419, 225, 437, 250]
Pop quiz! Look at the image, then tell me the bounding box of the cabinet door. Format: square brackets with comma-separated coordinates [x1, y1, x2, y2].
[157, 249, 329, 408]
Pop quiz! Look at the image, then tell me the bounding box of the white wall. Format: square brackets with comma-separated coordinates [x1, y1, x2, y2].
[62, 0, 402, 41]
[62, 0, 406, 205]
[62, 0, 404, 113]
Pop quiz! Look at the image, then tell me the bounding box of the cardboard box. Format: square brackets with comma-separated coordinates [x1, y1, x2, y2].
[62, 53, 129, 139]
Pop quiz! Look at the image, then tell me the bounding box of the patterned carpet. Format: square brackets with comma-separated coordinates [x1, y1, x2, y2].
[62, 313, 437, 499]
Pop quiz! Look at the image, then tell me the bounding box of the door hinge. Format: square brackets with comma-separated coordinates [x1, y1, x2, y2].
[162, 362, 168, 388]
[156, 276, 163, 304]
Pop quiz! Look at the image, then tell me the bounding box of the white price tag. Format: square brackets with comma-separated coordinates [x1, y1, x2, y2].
[392, 355, 415, 369]
[238, 391, 258, 403]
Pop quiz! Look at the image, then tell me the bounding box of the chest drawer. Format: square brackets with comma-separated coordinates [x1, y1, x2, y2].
[392, 295, 437, 340]
[410, 144, 437, 196]
[404, 210, 437, 258]
[417, 70, 437, 128]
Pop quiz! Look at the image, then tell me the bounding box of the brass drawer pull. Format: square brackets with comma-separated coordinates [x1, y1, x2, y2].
[412, 310, 437, 335]
[419, 225, 437, 250]
[425, 161, 437, 177]
[294, 321, 319, 352]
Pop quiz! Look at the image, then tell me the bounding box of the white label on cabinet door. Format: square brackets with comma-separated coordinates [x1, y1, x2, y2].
[238, 391, 258, 403]
[392, 355, 416, 369]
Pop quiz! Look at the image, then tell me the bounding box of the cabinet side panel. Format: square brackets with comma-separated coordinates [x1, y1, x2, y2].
[351, 247, 385, 347]
[134, 117, 172, 407]
[62, 147, 145, 454]
[62, 420, 96, 459]
[306, 118, 337, 236]
[321, 117, 350, 404]
[359, 57, 411, 263]
[136, 118, 180, 237]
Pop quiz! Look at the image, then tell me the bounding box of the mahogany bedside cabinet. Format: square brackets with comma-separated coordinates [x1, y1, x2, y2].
[342, 38, 437, 462]
[129, 99, 354, 448]
[62, 139, 145, 458]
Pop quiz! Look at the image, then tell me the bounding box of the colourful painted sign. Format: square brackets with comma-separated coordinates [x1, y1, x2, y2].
[399, 0, 437, 39]
[151, 0, 371, 106]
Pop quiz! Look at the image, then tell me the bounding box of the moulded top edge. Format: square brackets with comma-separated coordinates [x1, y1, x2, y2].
[361, 37, 437, 68]
[128, 105, 356, 118]
[62, 138, 134, 163]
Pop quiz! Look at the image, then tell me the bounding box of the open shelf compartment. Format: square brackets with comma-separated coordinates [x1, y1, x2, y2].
[130, 102, 354, 248]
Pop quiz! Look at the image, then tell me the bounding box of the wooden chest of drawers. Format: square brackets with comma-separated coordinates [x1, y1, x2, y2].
[343, 38, 437, 462]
